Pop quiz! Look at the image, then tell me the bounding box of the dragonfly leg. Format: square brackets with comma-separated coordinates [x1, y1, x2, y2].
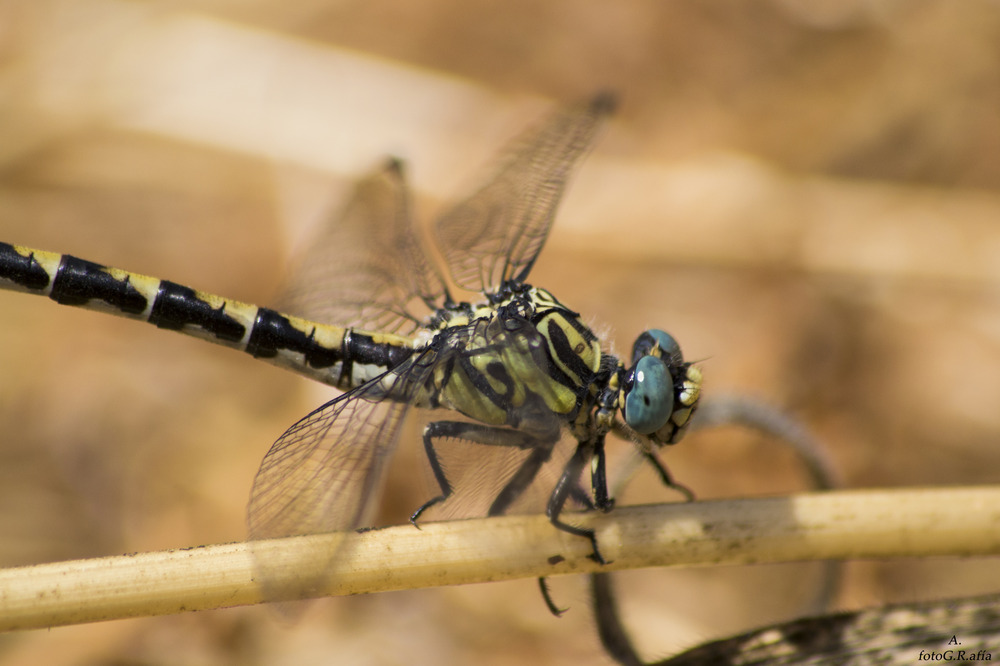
[569, 482, 595, 510]
[591, 436, 615, 512]
[644, 450, 695, 502]
[548, 440, 606, 564]
[538, 577, 568, 617]
[488, 441, 555, 516]
[410, 419, 552, 526]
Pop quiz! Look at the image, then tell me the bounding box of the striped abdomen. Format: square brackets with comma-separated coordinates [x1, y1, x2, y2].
[0, 243, 415, 390]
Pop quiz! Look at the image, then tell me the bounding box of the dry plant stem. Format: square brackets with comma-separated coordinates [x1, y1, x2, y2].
[1, 486, 999, 632]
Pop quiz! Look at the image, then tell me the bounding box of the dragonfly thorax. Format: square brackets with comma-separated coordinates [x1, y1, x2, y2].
[423, 283, 603, 430]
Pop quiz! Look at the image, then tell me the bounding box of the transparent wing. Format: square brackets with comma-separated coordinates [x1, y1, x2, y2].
[247, 381, 409, 541]
[247, 344, 449, 541]
[278, 159, 447, 334]
[433, 93, 616, 293]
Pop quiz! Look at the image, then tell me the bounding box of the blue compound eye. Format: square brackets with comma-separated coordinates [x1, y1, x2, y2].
[648, 329, 680, 359]
[623, 356, 675, 435]
[631, 329, 682, 365]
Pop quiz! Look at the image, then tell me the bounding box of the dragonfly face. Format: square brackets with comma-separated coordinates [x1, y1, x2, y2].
[623, 328, 702, 445]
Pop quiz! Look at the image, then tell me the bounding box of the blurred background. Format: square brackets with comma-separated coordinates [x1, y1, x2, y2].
[2, 1, 1000, 664]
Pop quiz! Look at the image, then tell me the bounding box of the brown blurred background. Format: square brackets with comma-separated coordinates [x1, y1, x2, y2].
[2, 1, 1000, 664]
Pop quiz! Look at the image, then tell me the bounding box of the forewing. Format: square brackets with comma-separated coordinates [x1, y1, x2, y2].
[278, 159, 446, 334]
[433, 93, 616, 293]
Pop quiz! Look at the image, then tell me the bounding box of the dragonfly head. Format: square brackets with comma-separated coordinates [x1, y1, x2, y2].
[621, 329, 702, 445]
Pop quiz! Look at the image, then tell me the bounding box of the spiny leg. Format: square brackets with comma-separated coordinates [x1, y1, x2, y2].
[410, 419, 550, 525]
[488, 441, 557, 516]
[546, 439, 606, 565]
[415, 418, 578, 618]
[538, 577, 568, 617]
[538, 437, 610, 617]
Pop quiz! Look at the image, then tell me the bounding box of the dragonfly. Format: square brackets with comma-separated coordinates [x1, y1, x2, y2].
[0, 93, 701, 586]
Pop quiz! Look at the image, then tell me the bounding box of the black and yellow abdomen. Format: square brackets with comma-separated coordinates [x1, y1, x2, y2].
[0, 243, 415, 391]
